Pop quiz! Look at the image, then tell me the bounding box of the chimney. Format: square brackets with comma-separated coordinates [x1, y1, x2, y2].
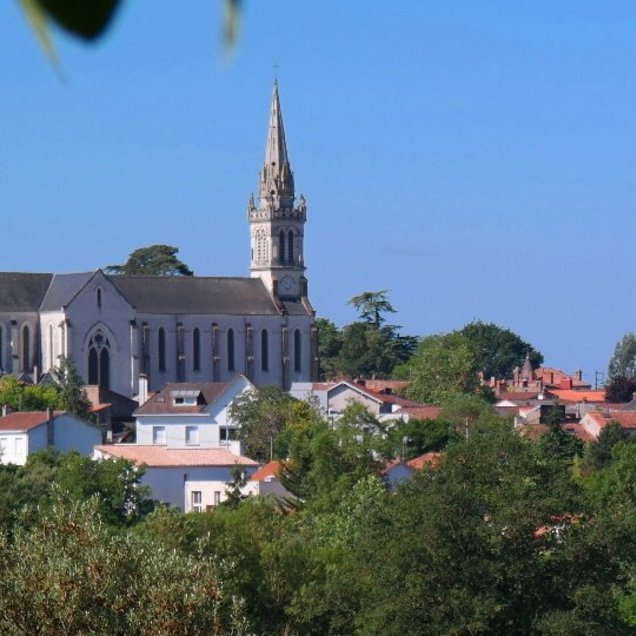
[46, 407, 54, 447]
[138, 373, 149, 406]
[575, 368, 583, 382]
[1, 404, 7, 417]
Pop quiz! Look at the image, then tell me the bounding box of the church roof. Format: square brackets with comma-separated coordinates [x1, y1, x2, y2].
[107, 275, 282, 315]
[0, 273, 52, 311]
[40, 272, 95, 311]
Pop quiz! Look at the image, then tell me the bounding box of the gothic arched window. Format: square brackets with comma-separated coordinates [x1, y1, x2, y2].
[294, 329, 302, 372]
[21, 325, 30, 373]
[261, 329, 269, 372]
[87, 330, 111, 388]
[158, 328, 166, 372]
[227, 328, 235, 372]
[278, 230, 286, 264]
[288, 230, 294, 264]
[193, 327, 201, 372]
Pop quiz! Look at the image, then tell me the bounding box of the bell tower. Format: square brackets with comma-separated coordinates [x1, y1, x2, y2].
[248, 81, 308, 300]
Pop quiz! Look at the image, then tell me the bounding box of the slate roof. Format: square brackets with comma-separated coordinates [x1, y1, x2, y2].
[135, 381, 235, 415]
[40, 272, 95, 311]
[0, 273, 52, 312]
[108, 275, 282, 315]
[94, 445, 258, 467]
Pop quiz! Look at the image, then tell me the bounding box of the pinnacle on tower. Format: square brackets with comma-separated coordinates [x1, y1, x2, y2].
[259, 81, 295, 206]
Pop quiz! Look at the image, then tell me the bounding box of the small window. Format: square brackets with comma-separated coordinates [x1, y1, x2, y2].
[214, 491, 221, 506]
[220, 427, 238, 441]
[158, 328, 166, 372]
[261, 329, 269, 372]
[185, 426, 199, 446]
[14, 437, 23, 455]
[227, 328, 235, 372]
[193, 327, 201, 372]
[191, 491, 202, 513]
[96, 288, 102, 309]
[152, 426, 166, 445]
[294, 329, 302, 372]
[288, 229, 294, 263]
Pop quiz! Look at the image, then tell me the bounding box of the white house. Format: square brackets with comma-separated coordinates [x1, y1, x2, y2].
[243, 460, 293, 502]
[93, 375, 259, 510]
[0, 410, 102, 465]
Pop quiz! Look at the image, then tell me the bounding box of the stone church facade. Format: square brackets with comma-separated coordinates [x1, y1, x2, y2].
[0, 83, 317, 400]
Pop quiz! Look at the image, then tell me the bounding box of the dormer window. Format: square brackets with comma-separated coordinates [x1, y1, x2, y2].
[171, 389, 200, 406]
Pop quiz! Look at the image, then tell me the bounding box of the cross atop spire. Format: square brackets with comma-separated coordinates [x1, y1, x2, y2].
[259, 81, 294, 206]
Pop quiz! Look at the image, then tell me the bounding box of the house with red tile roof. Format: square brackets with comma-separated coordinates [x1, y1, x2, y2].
[93, 376, 259, 511]
[579, 410, 636, 440]
[242, 460, 292, 501]
[0, 409, 101, 465]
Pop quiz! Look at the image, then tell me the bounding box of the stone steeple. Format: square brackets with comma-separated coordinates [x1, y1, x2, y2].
[259, 80, 295, 208]
[249, 81, 308, 301]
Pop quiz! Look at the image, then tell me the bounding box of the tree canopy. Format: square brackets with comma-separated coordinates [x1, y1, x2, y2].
[459, 320, 543, 379]
[608, 332, 636, 381]
[105, 244, 193, 277]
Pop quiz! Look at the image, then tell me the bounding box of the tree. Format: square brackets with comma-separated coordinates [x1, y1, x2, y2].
[605, 375, 636, 403]
[0, 376, 61, 412]
[402, 332, 480, 404]
[105, 244, 194, 276]
[229, 387, 314, 462]
[348, 290, 396, 328]
[388, 417, 458, 460]
[52, 356, 92, 419]
[608, 332, 636, 381]
[316, 317, 342, 380]
[586, 421, 632, 471]
[460, 320, 543, 379]
[222, 465, 248, 509]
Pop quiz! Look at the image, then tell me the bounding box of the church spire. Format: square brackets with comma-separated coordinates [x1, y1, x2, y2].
[259, 80, 295, 206]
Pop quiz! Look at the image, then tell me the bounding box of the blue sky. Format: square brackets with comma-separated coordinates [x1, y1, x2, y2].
[2, 1, 635, 383]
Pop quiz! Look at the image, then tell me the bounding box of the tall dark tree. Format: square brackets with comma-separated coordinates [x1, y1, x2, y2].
[608, 332, 636, 381]
[316, 317, 342, 380]
[348, 290, 396, 328]
[605, 375, 636, 403]
[106, 244, 193, 276]
[52, 356, 92, 419]
[460, 320, 543, 379]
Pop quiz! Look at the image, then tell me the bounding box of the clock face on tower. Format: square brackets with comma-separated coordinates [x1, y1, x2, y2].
[280, 276, 295, 293]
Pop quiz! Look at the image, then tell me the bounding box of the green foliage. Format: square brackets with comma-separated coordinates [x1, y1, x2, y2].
[402, 332, 480, 404]
[388, 417, 457, 460]
[34, 0, 122, 40]
[316, 317, 342, 379]
[586, 421, 632, 470]
[52, 355, 92, 418]
[608, 332, 636, 381]
[348, 290, 396, 327]
[536, 409, 584, 464]
[0, 375, 61, 412]
[460, 319, 543, 379]
[106, 244, 194, 276]
[230, 386, 315, 462]
[222, 465, 248, 509]
[605, 374, 636, 403]
[0, 493, 249, 634]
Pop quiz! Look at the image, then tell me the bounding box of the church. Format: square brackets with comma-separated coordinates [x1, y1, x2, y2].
[0, 82, 317, 400]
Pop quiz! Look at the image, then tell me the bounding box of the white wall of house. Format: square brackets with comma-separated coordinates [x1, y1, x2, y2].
[185, 478, 233, 511]
[143, 465, 257, 510]
[0, 433, 29, 465]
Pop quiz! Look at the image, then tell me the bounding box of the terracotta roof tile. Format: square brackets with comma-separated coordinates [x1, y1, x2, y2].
[400, 406, 443, 420]
[407, 452, 442, 470]
[94, 445, 258, 467]
[586, 411, 636, 430]
[549, 389, 606, 404]
[249, 460, 284, 481]
[0, 411, 64, 432]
